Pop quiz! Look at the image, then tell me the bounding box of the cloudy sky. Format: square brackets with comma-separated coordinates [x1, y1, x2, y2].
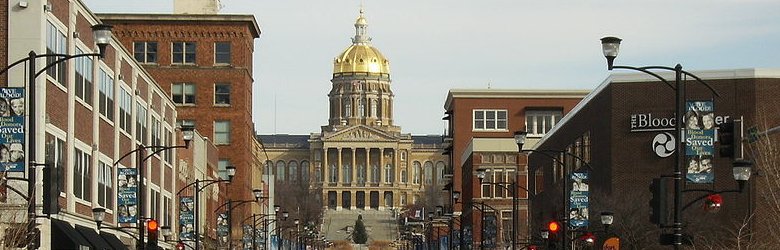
[82, 0, 780, 135]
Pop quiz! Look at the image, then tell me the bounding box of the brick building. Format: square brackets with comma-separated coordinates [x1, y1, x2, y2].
[443, 89, 588, 249]
[96, 11, 263, 248]
[530, 69, 780, 248]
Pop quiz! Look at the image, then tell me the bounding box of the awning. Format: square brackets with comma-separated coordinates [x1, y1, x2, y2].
[74, 224, 114, 250]
[100, 231, 128, 250]
[50, 219, 91, 250]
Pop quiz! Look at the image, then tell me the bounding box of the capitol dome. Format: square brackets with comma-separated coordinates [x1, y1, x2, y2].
[333, 9, 390, 75]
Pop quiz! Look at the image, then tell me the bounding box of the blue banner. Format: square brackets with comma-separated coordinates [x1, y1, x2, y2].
[179, 196, 195, 240]
[569, 172, 589, 228]
[217, 212, 229, 236]
[685, 100, 715, 184]
[117, 167, 138, 223]
[0, 88, 25, 172]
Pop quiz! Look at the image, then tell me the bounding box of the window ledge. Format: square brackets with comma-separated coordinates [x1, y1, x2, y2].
[213, 104, 231, 107]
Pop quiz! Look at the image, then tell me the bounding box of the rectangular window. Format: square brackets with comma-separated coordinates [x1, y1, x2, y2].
[172, 42, 196, 64]
[215, 42, 231, 64]
[46, 21, 67, 85]
[525, 110, 563, 137]
[214, 83, 231, 105]
[136, 103, 148, 143]
[73, 148, 92, 201]
[150, 190, 160, 222]
[75, 48, 94, 104]
[164, 129, 173, 163]
[473, 110, 508, 131]
[164, 197, 172, 226]
[97, 161, 113, 208]
[172, 83, 196, 105]
[133, 42, 158, 63]
[119, 89, 132, 133]
[151, 118, 161, 147]
[218, 160, 231, 180]
[45, 135, 66, 194]
[214, 121, 231, 144]
[98, 69, 115, 120]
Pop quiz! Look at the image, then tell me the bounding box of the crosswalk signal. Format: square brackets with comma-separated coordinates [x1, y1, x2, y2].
[146, 219, 159, 249]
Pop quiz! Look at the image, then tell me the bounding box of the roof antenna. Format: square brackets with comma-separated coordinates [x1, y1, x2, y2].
[487, 80, 492, 89]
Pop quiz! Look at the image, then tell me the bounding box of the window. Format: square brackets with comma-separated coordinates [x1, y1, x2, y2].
[436, 162, 446, 185]
[133, 42, 158, 63]
[473, 110, 508, 131]
[371, 164, 380, 183]
[164, 129, 173, 163]
[424, 161, 433, 185]
[400, 169, 408, 183]
[301, 161, 310, 182]
[358, 99, 365, 117]
[136, 103, 148, 143]
[215, 42, 231, 64]
[342, 163, 351, 183]
[314, 163, 322, 182]
[218, 160, 232, 180]
[150, 190, 160, 222]
[74, 148, 92, 201]
[97, 161, 113, 208]
[329, 164, 337, 183]
[526, 110, 563, 136]
[357, 165, 366, 185]
[46, 20, 67, 84]
[151, 118, 161, 147]
[371, 99, 377, 118]
[412, 162, 421, 184]
[215, 84, 231, 105]
[164, 197, 172, 226]
[276, 161, 286, 181]
[75, 48, 93, 104]
[98, 69, 115, 121]
[214, 121, 231, 144]
[172, 42, 196, 64]
[344, 99, 352, 117]
[384, 164, 393, 183]
[44, 135, 66, 194]
[171, 83, 196, 105]
[289, 161, 298, 182]
[480, 168, 516, 198]
[119, 89, 132, 133]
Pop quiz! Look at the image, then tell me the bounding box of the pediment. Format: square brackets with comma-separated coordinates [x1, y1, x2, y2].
[324, 125, 396, 142]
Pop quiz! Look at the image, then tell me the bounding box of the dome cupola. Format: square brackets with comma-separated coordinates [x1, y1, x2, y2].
[333, 9, 390, 75]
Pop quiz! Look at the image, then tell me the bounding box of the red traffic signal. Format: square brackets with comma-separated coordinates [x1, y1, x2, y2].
[579, 232, 596, 245]
[146, 219, 159, 249]
[547, 221, 560, 233]
[527, 245, 538, 250]
[176, 241, 185, 250]
[147, 219, 159, 232]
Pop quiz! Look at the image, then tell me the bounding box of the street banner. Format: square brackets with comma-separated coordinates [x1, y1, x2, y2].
[242, 224, 252, 250]
[483, 214, 497, 248]
[217, 212, 229, 236]
[569, 172, 589, 228]
[117, 167, 138, 223]
[179, 196, 195, 240]
[685, 100, 715, 184]
[0, 87, 25, 172]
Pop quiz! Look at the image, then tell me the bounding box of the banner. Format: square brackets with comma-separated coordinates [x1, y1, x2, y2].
[179, 196, 195, 240]
[569, 172, 589, 228]
[217, 212, 229, 236]
[242, 224, 253, 250]
[0, 88, 25, 172]
[483, 215, 497, 248]
[117, 167, 138, 223]
[685, 100, 715, 184]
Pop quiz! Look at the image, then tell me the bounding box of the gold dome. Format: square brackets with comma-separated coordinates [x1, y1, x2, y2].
[333, 45, 390, 74]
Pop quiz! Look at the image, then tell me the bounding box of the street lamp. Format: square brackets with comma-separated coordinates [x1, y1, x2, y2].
[600, 36, 725, 249]
[213, 188, 265, 250]
[600, 212, 614, 231]
[176, 165, 236, 250]
[476, 167, 532, 250]
[0, 23, 112, 250]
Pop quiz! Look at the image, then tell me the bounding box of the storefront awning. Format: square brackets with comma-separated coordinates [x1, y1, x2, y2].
[51, 219, 91, 249]
[74, 225, 114, 250]
[100, 231, 128, 250]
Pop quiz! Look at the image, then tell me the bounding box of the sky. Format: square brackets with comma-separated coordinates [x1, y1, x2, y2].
[82, 0, 780, 135]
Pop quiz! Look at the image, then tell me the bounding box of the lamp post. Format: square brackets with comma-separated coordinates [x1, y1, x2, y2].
[176, 166, 236, 250]
[600, 36, 731, 249]
[0, 23, 112, 250]
[213, 189, 264, 250]
[265, 210, 289, 250]
[243, 206, 280, 250]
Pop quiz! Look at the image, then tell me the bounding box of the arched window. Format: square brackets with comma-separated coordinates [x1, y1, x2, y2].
[276, 161, 286, 181]
[301, 161, 310, 182]
[289, 161, 298, 182]
[424, 161, 433, 185]
[400, 168, 408, 183]
[436, 161, 446, 185]
[358, 99, 365, 117]
[344, 99, 352, 117]
[400, 193, 407, 206]
[371, 99, 378, 118]
[384, 164, 393, 183]
[413, 161, 421, 184]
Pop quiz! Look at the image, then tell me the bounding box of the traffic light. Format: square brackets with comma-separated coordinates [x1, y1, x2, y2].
[579, 232, 596, 246]
[649, 178, 668, 225]
[176, 241, 185, 250]
[719, 121, 735, 157]
[547, 220, 561, 249]
[146, 219, 159, 249]
[42, 167, 60, 214]
[704, 194, 723, 213]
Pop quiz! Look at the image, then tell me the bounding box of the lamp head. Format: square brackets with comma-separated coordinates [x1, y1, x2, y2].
[435, 205, 443, 215]
[274, 205, 281, 213]
[91, 207, 106, 228]
[514, 131, 528, 150]
[600, 36, 622, 70]
[161, 226, 173, 238]
[253, 189, 263, 200]
[476, 169, 487, 183]
[540, 229, 549, 240]
[226, 166, 237, 181]
[180, 123, 195, 148]
[294, 219, 300, 225]
[282, 211, 289, 220]
[452, 191, 461, 201]
[427, 211, 434, 220]
[600, 211, 614, 228]
[91, 24, 113, 58]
